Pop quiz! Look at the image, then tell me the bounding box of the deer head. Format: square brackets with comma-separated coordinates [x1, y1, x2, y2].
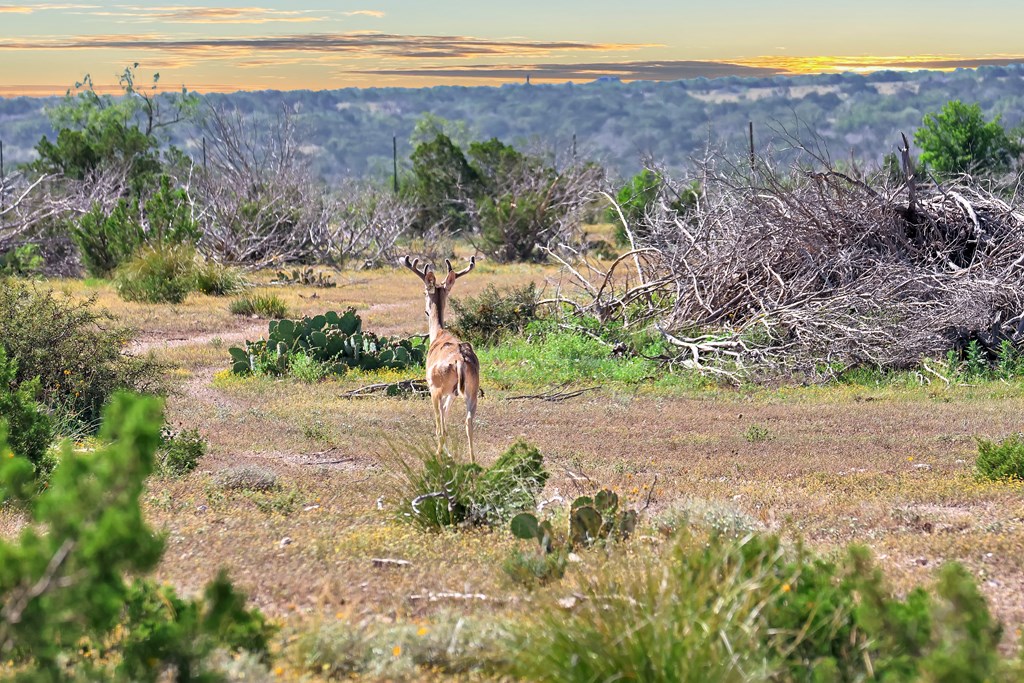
[401, 255, 475, 339]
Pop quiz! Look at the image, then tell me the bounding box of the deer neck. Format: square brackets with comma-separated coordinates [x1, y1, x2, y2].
[427, 289, 447, 342]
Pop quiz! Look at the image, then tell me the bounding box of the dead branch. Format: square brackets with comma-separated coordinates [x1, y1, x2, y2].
[506, 382, 600, 403]
[339, 379, 429, 399]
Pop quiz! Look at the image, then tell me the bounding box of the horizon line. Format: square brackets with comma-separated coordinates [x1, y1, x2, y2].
[1, 56, 1022, 98]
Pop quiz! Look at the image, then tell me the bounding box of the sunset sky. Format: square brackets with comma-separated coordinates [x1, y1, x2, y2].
[1, 1, 1023, 95]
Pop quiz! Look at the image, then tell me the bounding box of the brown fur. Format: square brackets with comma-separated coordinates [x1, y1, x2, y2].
[401, 256, 481, 461]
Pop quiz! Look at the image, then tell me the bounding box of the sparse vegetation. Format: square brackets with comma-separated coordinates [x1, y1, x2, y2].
[5, 68, 1024, 682]
[229, 291, 289, 319]
[157, 426, 207, 477]
[215, 465, 281, 492]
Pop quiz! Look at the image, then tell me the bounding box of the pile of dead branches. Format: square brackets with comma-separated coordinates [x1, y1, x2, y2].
[556, 153, 1024, 380]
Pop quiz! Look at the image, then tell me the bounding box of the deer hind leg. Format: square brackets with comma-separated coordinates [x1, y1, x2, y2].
[464, 392, 477, 464]
[431, 391, 444, 455]
[436, 393, 459, 456]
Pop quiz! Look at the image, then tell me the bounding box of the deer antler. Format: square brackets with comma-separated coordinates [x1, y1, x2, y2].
[445, 256, 476, 280]
[401, 255, 430, 282]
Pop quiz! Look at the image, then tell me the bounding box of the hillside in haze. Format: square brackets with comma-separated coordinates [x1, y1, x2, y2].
[2, 65, 1024, 181]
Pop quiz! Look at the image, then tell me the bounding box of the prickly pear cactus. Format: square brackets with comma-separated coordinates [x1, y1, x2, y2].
[228, 308, 426, 376]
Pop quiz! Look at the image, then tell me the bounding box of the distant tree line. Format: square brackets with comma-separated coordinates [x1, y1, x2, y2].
[3, 64, 1024, 181]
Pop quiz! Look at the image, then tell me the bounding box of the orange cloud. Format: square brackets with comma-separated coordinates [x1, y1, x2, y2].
[85, 5, 325, 24]
[732, 54, 1024, 74]
[0, 32, 654, 59]
[353, 60, 782, 81]
[0, 3, 97, 12]
[344, 10, 385, 18]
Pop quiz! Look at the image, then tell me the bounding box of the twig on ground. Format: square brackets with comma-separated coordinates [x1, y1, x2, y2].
[506, 382, 600, 403]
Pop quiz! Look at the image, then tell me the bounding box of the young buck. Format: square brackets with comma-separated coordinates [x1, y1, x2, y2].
[401, 255, 481, 461]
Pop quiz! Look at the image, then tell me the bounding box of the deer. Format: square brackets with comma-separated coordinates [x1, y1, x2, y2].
[401, 255, 481, 462]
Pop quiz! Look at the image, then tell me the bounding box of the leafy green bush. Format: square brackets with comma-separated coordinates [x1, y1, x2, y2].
[114, 243, 198, 304]
[72, 198, 144, 277]
[916, 100, 1015, 178]
[448, 282, 538, 346]
[477, 190, 558, 262]
[157, 426, 206, 477]
[976, 433, 1024, 481]
[0, 280, 162, 429]
[229, 291, 289, 319]
[392, 439, 548, 531]
[607, 169, 661, 246]
[289, 353, 329, 383]
[510, 529, 1017, 683]
[0, 346, 53, 476]
[0, 393, 274, 679]
[0, 243, 45, 277]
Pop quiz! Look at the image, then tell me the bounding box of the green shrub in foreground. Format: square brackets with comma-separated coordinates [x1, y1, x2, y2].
[976, 433, 1024, 481]
[392, 439, 548, 530]
[0, 346, 53, 476]
[511, 529, 1017, 683]
[0, 280, 162, 429]
[0, 393, 274, 680]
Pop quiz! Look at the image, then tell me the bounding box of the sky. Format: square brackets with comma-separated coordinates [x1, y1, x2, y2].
[1, 1, 1023, 95]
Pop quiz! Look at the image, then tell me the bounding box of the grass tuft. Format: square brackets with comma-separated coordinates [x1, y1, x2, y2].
[229, 291, 289, 319]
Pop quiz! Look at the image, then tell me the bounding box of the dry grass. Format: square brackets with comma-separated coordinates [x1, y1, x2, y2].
[6, 260, 1024, 680]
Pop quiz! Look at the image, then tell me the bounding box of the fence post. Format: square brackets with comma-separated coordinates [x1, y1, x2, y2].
[202, 136, 207, 172]
[393, 135, 399, 194]
[1, 139, 5, 227]
[748, 121, 755, 171]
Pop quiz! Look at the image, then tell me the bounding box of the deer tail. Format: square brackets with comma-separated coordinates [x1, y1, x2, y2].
[456, 359, 466, 397]
[456, 342, 476, 397]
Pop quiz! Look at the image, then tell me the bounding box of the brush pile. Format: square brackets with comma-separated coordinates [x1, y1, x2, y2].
[560, 156, 1024, 381]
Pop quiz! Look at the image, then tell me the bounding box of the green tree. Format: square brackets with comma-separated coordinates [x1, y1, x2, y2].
[0, 393, 273, 680]
[914, 101, 1015, 179]
[409, 133, 480, 234]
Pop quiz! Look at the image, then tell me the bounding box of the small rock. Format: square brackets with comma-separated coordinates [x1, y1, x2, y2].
[567, 552, 582, 564]
[913, 463, 932, 471]
[279, 537, 293, 548]
[195, 504, 208, 513]
[303, 504, 321, 512]
[915, 557, 928, 566]
[557, 596, 577, 610]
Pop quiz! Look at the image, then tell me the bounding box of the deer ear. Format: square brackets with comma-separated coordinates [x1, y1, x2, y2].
[443, 268, 457, 288]
[424, 269, 437, 287]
